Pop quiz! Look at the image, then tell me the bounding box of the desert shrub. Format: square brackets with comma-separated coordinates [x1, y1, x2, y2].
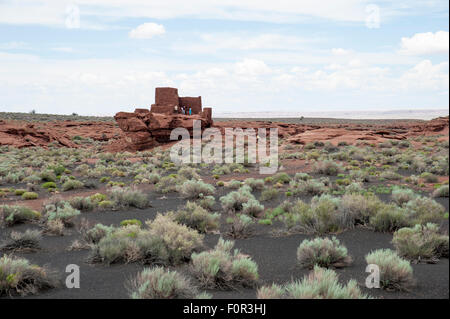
[298, 195, 345, 234]
[155, 175, 182, 193]
[365, 249, 414, 291]
[146, 173, 161, 184]
[90, 193, 107, 203]
[21, 191, 38, 200]
[0, 255, 59, 296]
[107, 186, 148, 209]
[46, 202, 80, 227]
[433, 185, 449, 198]
[39, 169, 57, 182]
[244, 178, 265, 191]
[380, 171, 402, 181]
[313, 160, 343, 176]
[369, 204, 410, 232]
[297, 237, 352, 269]
[226, 214, 254, 238]
[190, 238, 259, 289]
[391, 187, 416, 206]
[226, 180, 242, 190]
[147, 214, 204, 263]
[294, 173, 310, 181]
[178, 180, 215, 199]
[178, 166, 200, 180]
[197, 195, 216, 210]
[257, 266, 368, 299]
[120, 219, 142, 227]
[1, 229, 42, 251]
[339, 194, 383, 226]
[272, 172, 291, 184]
[169, 202, 219, 233]
[220, 187, 255, 213]
[344, 182, 364, 194]
[44, 219, 64, 236]
[242, 198, 264, 217]
[61, 179, 84, 191]
[41, 182, 57, 189]
[405, 196, 446, 225]
[392, 223, 449, 262]
[83, 223, 116, 244]
[0, 205, 41, 226]
[420, 172, 439, 183]
[129, 267, 206, 299]
[291, 179, 327, 196]
[98, 200, 114, 210]
[260, 188, 279, 201]
[14, 189, 26, 196]
[69, 196, 95, 211]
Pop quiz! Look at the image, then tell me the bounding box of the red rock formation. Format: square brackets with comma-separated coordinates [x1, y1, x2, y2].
[112, 87, 213, 151]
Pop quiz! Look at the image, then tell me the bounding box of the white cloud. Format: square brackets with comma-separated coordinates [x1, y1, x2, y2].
[129, 23, 165, 39]
[399, 60, 449, 90]
[400, 31, 449, 55]
[331, 48, 351, 55]
[234, 59, 272, 76]
[52, 47, 74, 53]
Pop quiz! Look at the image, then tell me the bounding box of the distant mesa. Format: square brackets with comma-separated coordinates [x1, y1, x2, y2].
[112, 87, 213, 151]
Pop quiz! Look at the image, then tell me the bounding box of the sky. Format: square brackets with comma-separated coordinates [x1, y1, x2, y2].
[0, 0, 448, 116]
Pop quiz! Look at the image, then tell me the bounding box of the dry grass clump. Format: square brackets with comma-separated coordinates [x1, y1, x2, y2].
[365, 249, 414, 291]
[178, 180, 215, 199]
[392, 223, 449, 263]
[190, 238, 259, 289]
[129, 266, 209, 299]
[1, 229, 42, 251]
[168, 201, 219, 234]
[0, 205, 41, 226]
[297, 237, 352, 269]
[257, 266, 368, 299]
[0, 254, 59, 296]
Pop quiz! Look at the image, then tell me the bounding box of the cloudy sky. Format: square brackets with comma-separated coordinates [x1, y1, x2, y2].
[0, 0, 448, 116]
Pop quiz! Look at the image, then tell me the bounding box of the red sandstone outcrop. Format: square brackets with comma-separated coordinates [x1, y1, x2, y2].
[111, 87, 214, 151]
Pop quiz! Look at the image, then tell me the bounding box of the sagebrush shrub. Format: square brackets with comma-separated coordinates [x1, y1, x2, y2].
[190, 238, 259, 289]
[369, 204, 410, 232]
[1, 229, 42, 251]
[432, 185, 449, 198]
[391, 187, 416, 206]
[365, 249, 414, 291]
[0, 255, 59, 296]
[107, 186, 148, 209]
[313, 160, 343, 176]
[220, 187, 255, 213]
[178, 180, 215, 199]
[297, 237, 352, 269]
[257, 266, 368, 299]
[405, 196, 446, 225]
[0, 205, 41, 226]
[61, 179, 84, 191]
[169, 202, 219, 233]
[392, 223, 449, 262]
[129, 267, 207, 299]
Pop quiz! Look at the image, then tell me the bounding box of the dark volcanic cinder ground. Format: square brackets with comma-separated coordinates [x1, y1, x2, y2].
[0, 114, 449, 300]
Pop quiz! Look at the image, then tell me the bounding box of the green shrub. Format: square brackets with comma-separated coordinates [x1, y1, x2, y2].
[21, 192, 38, 200]
[197, 195, 216, 211]
[272, 172, 291, 184]
[155, 175, 182, 193]
[313, 160, 344, 176]
[46, 202, 80, 227]
[42, 182, 57, 189]
[90, 193, 107, 203]
[226, 214, 254, 238]
[260, 188, 279, 201]
[297, 237, 352, 269]
[365, 249, 414, 291]
[392, 224, 449, 262]
[69, 196, 95, 211]
[178, 180, 215, 199]
[242, 198, 264, 217]
[369, 204, 410, 232]
[117, 218, 141, 227]
[14, 189, 26, 196]
[420, 172, 439, 183]
[257, 266, 368, 299]
[433, 185, 449, 198]
[244, 178, 265, 191]
[129, 267, 207, 299]
[405, 196, 446, 225]
[391, 187, 416, 206]
[0, 255, 59, 296]
[0, 205, 41, 226]
[190, 238, 259, 289]
[108, 187, 148, 209]
[169, 202, 219, 233]
[83, 224, 115, 244]
[39, 169, 57, 182]
[220, 187, 255, 213]
[339, 194, 383, 226]
[61, 179, 84, 191]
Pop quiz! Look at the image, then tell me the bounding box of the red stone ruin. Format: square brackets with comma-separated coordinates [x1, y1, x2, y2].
[113, 87, 213, 151]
